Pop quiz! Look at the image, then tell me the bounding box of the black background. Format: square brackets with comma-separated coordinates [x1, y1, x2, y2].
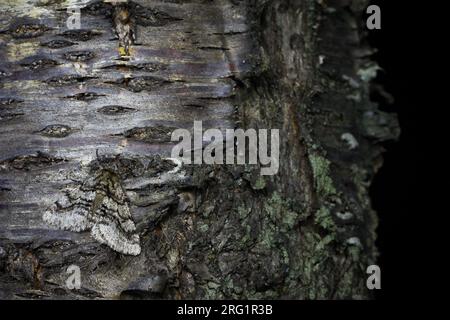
[367, 0, 420, 299]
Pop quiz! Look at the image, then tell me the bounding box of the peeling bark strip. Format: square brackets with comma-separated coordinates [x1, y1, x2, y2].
[0, 0, 398, 299]
[112, 2, 134, 57]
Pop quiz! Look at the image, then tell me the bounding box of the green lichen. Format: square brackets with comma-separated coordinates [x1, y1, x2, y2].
[207, 281, 221, 290]
[258, 222, 277, 250]
[203, 283, 224, 299]
[308, 154, 337, 198]
[282, 210, 298, 229]
[314, 206, 336, 232]
[265, 192, 285, 220]
[237, 205, 251, 220]
[222, 275, 243, 299]
[198, 223, 209, 233]
[236, 192, 302, 253]
[264, 192, 301, 230]
[297, 231, 336, 299]
[247, 289, 278, 300]
[252, 176, 266, 190]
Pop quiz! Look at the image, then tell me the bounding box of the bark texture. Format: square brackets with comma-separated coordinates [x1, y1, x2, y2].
[0, 0, 399, 299]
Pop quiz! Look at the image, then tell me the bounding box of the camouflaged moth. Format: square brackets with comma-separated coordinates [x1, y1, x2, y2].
[43, 168, 141, 256]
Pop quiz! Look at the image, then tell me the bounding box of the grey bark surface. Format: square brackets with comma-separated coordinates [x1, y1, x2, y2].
[0, 0, 398, 299]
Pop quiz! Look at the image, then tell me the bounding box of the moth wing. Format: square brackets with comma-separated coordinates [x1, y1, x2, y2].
[43, 187, 94, 232]
[91, 188, 136, 232]
[43, 204, 90, 232]
[91, 222, 141, 256]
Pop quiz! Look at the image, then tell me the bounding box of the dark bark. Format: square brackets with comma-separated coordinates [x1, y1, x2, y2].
[0, 0, 398, 299]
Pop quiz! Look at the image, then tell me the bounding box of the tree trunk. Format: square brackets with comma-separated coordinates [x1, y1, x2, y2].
[0, 0, 399, 299]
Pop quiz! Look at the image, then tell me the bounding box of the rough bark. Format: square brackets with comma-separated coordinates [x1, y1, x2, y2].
[0, 0, 399, 299]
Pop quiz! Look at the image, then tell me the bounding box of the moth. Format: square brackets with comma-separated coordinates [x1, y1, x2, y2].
[43, 168, 141, 256]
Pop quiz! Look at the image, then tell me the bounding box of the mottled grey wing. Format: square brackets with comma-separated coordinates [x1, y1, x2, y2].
[43, 185, 93, 232]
